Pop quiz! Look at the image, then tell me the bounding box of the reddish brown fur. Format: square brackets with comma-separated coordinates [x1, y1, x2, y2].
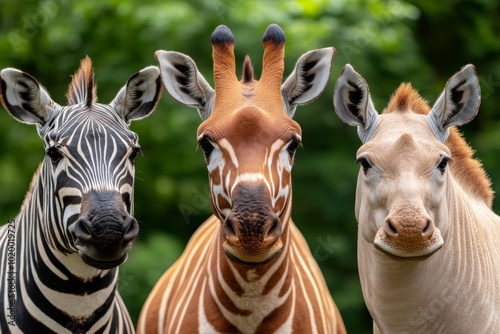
[384, 83, 493, 207]
[259, 41, 285, 92]
[66, 56, 97, 106]
[241, 56, 255, 84]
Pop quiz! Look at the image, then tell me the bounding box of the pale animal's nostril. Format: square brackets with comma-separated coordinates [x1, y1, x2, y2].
[421, 219, 434, 240]
[387, 220, 398, 235]
[422, 220, 431, 234]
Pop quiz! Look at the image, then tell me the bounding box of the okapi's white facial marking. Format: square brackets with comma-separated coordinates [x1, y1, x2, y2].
[203, 136, 293, 221]
[156, 24, 335, 265]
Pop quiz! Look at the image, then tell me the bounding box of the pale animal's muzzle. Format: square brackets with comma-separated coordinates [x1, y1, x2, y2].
[374, 207, 444, 257]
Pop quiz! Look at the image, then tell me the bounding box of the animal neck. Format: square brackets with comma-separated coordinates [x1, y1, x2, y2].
[359, 175, 500, 332]
[208, 206, 295, 332]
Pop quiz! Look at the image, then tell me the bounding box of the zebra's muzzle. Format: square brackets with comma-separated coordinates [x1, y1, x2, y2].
[69, 190, 139, 269]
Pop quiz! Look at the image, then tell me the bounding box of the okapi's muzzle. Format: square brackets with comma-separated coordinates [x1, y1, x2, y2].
[70, 190, 139, 269]
[222, 184, 283, 264]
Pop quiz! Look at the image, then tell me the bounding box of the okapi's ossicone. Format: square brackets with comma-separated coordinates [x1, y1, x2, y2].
[138, 24, 345, 333]
[0, 57, 161, 332]
[334, 64, 500, 333]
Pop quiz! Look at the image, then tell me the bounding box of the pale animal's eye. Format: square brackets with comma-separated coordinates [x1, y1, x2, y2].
[198, 136, 214, 160]
[46, 147, 63, 165]
[437, 157, 451, 174]
[357, 157, 372, 174]
[287, 137, 302, 157]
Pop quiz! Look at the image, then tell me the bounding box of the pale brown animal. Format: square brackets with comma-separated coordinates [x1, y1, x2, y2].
[334, 64, 500, 333]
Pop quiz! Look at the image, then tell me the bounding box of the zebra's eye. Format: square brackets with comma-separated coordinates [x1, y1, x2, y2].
[46, 147, 63, 165]
[198, 136, 214, 160]
[356, 157, 372, 174]
[129, 147, 143, 163]
[286, 137, 302, 158]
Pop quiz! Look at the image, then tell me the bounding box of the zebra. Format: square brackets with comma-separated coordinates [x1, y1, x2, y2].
[138, 24, 346, 333]
[0, 56, 161, 333]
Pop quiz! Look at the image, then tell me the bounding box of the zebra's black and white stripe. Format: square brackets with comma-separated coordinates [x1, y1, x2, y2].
[0, 57, 161, 333]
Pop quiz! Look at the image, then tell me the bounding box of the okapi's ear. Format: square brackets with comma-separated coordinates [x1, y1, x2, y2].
[155, 50, 215, 120]
[427, 64, 480, 142]
[111, 66, 162, 124]
[0, 68, 58, 126]
[281, 47, 335, 117]
[333, 64, 379, 143]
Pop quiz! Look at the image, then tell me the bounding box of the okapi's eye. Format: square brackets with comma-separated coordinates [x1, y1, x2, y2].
[46, 147, 63, 165]
[437, 157, 451, 174]
[287, 137, 302, 157]
[198, 136, 214, 160]
[129, 147, 143, 163]
[356, 157, 372, 174]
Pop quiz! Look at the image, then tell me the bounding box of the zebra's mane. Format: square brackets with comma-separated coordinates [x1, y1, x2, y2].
[66, 56, 97, 107]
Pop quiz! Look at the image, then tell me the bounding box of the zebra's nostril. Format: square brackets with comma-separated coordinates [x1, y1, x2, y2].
[123, 218, 139, 243]
[73, 218, 93, 241]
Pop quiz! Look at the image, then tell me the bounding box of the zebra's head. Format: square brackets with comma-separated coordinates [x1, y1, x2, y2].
[156, 25, 335, 264]
[0, 57, 161, 270]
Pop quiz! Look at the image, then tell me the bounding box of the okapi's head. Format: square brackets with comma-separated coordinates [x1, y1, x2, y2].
[0, 57, 161, 269]
[334, 64, 485, 258]
[156, 24, 335, 263]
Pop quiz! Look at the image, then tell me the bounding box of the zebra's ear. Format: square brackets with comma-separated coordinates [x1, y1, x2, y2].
[111, 66, 162, 124]
[333, 64, 379, 143]
[0, 68, 57, 126]
[281, 47, 336, 118]
[427, 64, 480, 142]
[155, 50, 215, 121]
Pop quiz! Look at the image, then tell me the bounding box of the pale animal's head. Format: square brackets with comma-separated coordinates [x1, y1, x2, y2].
[156, 24, 335, 263]
[0, 57, 161, 269]
[334, 64, 488, 257]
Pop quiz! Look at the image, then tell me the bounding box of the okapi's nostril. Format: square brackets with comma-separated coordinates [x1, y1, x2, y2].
[262, 217, 281, 242]
[223, 217, 239, 242]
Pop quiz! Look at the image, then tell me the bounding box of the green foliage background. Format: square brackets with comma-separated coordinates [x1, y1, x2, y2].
[1, 0, 499, 332]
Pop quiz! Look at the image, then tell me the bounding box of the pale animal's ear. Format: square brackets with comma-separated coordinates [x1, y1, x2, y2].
[155, 50, 215, 120]
[281, 47, 336, 117]
[427, 64, 480, 142]
[111, 66, 162, 124]
[0, 68, 58, 126]
[333, 64, 379, 142]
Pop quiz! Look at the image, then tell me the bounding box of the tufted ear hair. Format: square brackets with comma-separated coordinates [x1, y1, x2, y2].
[281, 47, 336, 117]
[0, 68, 59, 127]
[427, 64, 480, 142]
[110, 66, 162, 124]
[333, 64, 379, 142]
[155, 50, 215, 121]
